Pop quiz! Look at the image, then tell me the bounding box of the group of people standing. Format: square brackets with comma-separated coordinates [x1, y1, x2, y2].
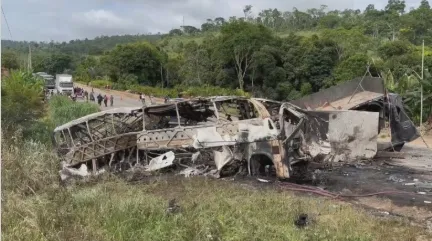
[84, 88, 114, 107]
[97, 93, 114, 107]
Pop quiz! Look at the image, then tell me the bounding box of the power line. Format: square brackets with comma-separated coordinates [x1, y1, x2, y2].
[1, 6, 13, 39]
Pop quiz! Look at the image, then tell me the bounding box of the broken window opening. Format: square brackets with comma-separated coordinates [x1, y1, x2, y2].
[258, 100, 282, 118]
[143, 100, 217, 130]
[62, 129, 73, 147]
[216, 99, 259, 122]
[54, 131, 70, 156]
[250, 154, 274, 177]
[69, 124, 93, 145]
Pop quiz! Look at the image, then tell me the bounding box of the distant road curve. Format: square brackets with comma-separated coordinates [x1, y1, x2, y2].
[74, 83, 164, 111]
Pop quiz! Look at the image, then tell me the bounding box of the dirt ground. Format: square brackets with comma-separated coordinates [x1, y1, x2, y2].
[316, 146, 432, 221]
[232, 141, 432, 228]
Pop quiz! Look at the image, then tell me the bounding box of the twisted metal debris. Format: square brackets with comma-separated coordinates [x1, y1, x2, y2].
[53, 77, 419, 182]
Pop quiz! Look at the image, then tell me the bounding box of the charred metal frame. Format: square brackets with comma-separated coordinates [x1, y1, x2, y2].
[53, 107, 144, 167]
[54, 97, 301, 179]
[54, 94, 386, 181]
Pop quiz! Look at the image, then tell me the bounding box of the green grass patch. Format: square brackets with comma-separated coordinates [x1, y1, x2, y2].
[89, 79, 113, 88]
[48, 96, 100, 126]
[83, 80, 250, 98]
[2, 172, 427, 241]
[131, 84, 250, 98]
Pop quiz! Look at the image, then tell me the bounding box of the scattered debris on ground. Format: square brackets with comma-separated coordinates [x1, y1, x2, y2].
[166, 198, 181, 215]
[294, 214, 309, 228]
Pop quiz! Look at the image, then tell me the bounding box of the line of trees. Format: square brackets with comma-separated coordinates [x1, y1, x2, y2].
[169, 0, 432, 45]
[1, 1, 432, 122]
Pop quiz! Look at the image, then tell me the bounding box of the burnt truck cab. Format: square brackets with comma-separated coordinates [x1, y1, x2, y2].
[289, 77, 419, 151]
[255, 98, 383, 178]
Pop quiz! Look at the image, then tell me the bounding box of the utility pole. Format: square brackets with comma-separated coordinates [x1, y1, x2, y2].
[420, 39, 424, 127]
[27, 44, 32, 72]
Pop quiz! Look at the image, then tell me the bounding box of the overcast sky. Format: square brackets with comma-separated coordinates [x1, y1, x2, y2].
[1, 0, 425, 42]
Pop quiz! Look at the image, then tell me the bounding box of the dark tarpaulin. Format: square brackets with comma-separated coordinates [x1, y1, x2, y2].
[387, 93, 420, 149]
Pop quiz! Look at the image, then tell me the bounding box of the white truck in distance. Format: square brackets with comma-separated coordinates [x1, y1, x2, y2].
[55, 74, 74, 95]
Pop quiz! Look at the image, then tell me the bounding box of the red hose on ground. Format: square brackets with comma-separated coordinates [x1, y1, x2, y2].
[278, 182, 421, 199]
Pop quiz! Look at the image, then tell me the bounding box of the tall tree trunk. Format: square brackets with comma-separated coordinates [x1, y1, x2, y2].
[166, 68, 169, 87]
[237, 72, 244, 90]
[160, 64, 163, 88]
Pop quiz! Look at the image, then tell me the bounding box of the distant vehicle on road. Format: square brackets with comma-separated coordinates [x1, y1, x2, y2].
[55, 74, 74, 95]
[34, 72, 55, 90]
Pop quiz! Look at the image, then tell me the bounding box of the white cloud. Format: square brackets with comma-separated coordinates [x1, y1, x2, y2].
[1, 0, 426, 42]
[69, 9, 142, 38]
[75, 10, 131, 27]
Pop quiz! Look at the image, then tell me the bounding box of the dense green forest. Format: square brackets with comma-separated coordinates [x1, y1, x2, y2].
[2, 0, 432, 122]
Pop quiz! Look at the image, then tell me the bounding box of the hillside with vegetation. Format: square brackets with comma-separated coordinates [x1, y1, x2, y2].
[2, 0, 432, 123]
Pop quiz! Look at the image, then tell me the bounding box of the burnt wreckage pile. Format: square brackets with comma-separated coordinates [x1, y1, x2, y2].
[53, 77, 420, 181]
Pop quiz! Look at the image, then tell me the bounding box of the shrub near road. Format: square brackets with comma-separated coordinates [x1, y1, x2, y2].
[48, 95, 99, 127]
[80, 79, 250, 98]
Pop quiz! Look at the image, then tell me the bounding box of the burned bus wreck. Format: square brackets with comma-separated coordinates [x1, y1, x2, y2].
[54, 95, 387, 182]
[55, 97, 292, 180]
[52, 76, 419, 182]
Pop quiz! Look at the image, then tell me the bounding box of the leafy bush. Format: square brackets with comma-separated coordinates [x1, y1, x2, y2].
[89, 79, 113, 88]
[1, 71, 45, 136]
[84, 79, 250, 98]
[113, 74, 139, 90]
[403, 77, 432, 124]
[130, 84, 250, 98]
[48, 96, 100, 126]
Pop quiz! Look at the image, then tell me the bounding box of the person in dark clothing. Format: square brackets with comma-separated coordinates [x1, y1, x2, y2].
[84, 90, 89, 102]
[103, 95, 108, 107]
[97, 94, 103, 106]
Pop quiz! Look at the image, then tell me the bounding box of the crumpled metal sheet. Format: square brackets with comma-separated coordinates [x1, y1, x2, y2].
[213, 146, 233, 171]
[301, 110, 379, 162]
[178, 167, 207, 177]
[327, 111, 378, 161]
[59, 163, 106, 181]
[192, 118, 278, 149]
[145, 151, 175, 171]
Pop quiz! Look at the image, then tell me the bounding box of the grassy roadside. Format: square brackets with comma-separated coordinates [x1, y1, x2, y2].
[2, 94, 430, 241]
[2, 171, 427, 241]
[77, 80, 250, 98]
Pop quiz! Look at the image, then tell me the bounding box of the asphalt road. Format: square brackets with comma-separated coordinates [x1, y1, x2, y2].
[74, 83, 163, 111]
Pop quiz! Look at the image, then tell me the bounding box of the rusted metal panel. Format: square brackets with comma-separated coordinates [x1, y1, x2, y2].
[315, 91, 383, 111]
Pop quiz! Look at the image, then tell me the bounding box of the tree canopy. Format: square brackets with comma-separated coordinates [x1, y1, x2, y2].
[2, 1, 432, 122]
